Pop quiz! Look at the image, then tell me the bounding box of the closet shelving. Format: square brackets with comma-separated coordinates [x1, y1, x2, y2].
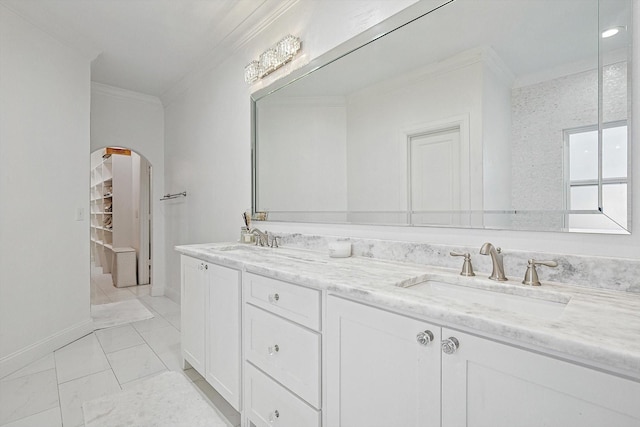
[90, 150, 134, 275]
[91, 154, 114, 271]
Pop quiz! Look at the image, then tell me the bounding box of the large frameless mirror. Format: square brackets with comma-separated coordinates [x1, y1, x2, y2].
[252, 0, 632, 233]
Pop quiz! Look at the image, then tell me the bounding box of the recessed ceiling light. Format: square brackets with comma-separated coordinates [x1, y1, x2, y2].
[601, 26, 624, 38]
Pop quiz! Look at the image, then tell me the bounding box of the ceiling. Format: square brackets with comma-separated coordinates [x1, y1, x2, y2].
[1, 0, 294, 98]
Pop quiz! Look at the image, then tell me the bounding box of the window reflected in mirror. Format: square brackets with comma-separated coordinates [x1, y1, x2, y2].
[566, 122, 628, 232]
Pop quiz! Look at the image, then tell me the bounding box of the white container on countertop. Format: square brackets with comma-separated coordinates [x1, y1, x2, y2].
[328, 241, 351, 258]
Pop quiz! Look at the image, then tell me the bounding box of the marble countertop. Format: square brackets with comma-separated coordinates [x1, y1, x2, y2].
[176, 242, 640, 379]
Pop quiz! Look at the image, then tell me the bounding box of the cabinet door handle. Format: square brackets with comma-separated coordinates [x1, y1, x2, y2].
[441, 337, 460, 354]
[416, 330, 434, 346]
[268, 293, 280, 303]
[268, 344, 280, 356]
[268, 409, 280, 423]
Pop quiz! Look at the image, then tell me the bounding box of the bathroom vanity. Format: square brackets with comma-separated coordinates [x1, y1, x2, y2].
[178, 0, 637, 424]
[176, 241, 640, 427]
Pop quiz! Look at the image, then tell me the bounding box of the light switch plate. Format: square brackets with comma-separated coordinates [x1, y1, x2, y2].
[76, 207, 85, 221]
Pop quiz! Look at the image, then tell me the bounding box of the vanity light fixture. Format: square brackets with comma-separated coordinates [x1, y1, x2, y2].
[244, 60, 261, 84]
[259, 48, 279, 75]
[244, 35, 302, 84]
[601, 26, 624, 38]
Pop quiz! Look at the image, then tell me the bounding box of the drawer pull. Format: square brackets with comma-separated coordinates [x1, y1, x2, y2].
[442, 337, 460, 355]
[416, 330, 434, 346]
[268, 344, 280, 356]
[268, 293, 280, 303]
[269, 409, 280, 423]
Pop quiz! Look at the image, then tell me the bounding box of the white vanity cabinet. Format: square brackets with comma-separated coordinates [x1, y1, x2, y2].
[243, 272, 322, 427]
[180, 255, 206, 374]
[326, 295, 442, 427]
[180, 255, 242, 411]
[441, 328, 640, 427]
[327, 296, 640, 427]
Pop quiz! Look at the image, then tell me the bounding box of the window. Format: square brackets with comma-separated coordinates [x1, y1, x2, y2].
[565, 121, 627, 231]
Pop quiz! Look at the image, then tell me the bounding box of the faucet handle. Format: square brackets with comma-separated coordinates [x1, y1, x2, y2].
[533, 259, 558, 268]
[450, 252, 475, 277]
[522, 259, 558, 286]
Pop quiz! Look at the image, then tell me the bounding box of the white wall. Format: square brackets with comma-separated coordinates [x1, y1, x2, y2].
[131, 151, 141, 256]
[90, 84, 165, 296]
[163, 0, 640, 304]
[0, 5, 93, 376]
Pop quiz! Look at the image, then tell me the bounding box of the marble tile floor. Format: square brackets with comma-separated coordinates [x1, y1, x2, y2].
[0, 268, 240, 427]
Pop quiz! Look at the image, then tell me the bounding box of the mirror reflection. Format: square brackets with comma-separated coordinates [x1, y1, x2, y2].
[253, 0, 632, 233]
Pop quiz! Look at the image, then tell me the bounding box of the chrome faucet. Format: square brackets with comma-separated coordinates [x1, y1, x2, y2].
[479, 242, 507, 281]
[250, 227, 268, 247]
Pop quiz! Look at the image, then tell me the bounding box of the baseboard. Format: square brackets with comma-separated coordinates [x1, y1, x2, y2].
[150, 283, 166, 298]
[0, 318, 94, 379]
[163, 286, 180, 304]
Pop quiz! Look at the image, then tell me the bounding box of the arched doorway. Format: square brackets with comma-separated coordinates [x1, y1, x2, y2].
[90, 147, 152, 305]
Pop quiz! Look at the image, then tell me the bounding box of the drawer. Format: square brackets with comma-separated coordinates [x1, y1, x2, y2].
[245, 304, 321, 408]
[244, 272, 321, 330]
[245, 362, 320, 427]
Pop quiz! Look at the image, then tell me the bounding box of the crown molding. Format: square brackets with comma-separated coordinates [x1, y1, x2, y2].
[347, 46, 514, 105]
[92, 82, 162, 106]
[230, 0, 300, 52]
[160, 0, 299, 107]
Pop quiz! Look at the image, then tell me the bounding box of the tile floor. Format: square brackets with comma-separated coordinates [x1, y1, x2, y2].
[0, 267, 240, 427]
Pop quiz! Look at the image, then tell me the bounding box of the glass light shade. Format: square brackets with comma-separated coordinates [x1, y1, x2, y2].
[277, 35, 301, 62]
[244, 60, 261, 84]
[259, 48, 279, 75]
[245, 34, 302, 84]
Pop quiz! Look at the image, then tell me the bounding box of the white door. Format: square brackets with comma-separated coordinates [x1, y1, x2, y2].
[326, 296, 441, 427]
[409, 127, 462, 225]
[180, 255, 206, 375]
[441, 328, 640, 427]
[206, 264, 242, 411]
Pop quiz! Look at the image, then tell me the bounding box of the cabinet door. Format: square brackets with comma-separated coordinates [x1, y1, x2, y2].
[206, 263, 242, 411]
[180, 255, 206, 375]
[441, 328, 640, 427]
[327, 296, 441, 427]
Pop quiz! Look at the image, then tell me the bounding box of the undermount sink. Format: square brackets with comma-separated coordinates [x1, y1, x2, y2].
[401, 276, 569, 320]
